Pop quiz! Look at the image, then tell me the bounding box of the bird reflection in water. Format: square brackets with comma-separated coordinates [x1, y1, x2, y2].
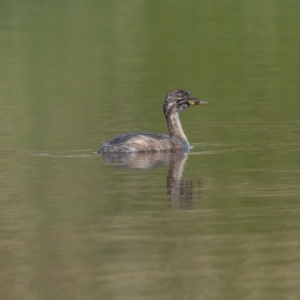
[100, 152, 203, 210]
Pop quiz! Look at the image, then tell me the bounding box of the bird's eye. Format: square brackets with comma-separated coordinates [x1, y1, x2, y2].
[180, 103, 188, 111]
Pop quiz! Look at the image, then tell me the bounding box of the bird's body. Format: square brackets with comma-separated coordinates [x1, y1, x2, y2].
[100, 133, 189, 153]
[98, 90, 207, 154]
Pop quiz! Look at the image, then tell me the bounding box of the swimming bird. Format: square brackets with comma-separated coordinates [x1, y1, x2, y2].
[98, 89, 207, 153]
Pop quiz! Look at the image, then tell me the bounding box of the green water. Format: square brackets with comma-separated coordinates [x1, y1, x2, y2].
[1, 1, 300, 299]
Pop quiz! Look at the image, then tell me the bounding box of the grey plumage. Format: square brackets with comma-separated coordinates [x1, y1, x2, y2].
[98, 89, 207, 153]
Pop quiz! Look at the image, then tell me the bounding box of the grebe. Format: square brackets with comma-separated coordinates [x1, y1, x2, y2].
[98, 89, 207, 153]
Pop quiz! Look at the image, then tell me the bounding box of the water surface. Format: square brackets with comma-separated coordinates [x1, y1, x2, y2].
[1, 1, 300, 299]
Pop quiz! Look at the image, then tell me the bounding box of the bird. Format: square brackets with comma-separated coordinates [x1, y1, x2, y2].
[98, 89, 207, 153]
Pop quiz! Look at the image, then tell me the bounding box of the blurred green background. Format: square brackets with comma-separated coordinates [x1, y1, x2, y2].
[1, 1, 300, 300]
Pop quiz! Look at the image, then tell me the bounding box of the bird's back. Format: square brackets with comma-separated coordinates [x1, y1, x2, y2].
[98, 133, 189, 153]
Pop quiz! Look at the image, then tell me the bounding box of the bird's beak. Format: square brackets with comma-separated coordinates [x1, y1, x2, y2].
[188, 98, 207, 105]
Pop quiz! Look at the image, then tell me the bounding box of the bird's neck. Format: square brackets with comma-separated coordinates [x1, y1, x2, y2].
[165, 113, 189, 145]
